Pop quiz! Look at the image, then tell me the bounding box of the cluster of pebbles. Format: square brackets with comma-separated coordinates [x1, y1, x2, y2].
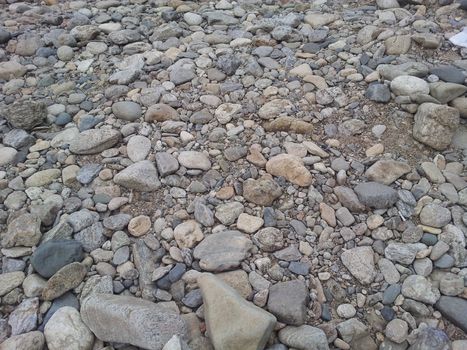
[1, 0, 467, 349]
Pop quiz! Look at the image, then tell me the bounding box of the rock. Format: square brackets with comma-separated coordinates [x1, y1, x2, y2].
[3, 213, 41, 248]
[156, 152, 179, 176]
[334, 186, 365, 212]
[451, 97, 467, 118]
[409, 326, 450, 350]
[385, 319, 408, 344]
[31, 240, 83, 278]
[81, 293, 187, 349]
[304, 13, 338, 28]
[178, 151, 211, 170]
[0, 271, 25, 296]
[243, 176, 282, 206]
[0, 331, 44, 350]
[341, 247, 376, 284]
[278, 325, 329, 350]
[114, 160, 161, 191]
[435, 296, 467, 332]
[430, 82, 467, 104]
[112, 101, 142, 121]
[401, 275, 440, 305]
[237, 213, 264, 234]
[170, 68, 195, 85]
[413, 103, 460, 151]
[390, 76, 429, 96]
[385, 35, 411, 55]
[215, 202, 244, 225]
[4, 101, 46, 130]
[69, 129, 121, 155]
[267, 280, 308, 326]
[419, 204, 451, 228]
[385, 243, 420, 265]
[377, 0, 400, 9]
[354, 182, 398, 209]
[336, 318, 368, 344]
[162, 335, 190, 350]
[145, 104, 179, 122]
[258, 99, 295, 119]
[198, 273, 276, 350]
[193, 230, 252, 271]
[253, 227, 284, 252]
[42, 262, 87, 301]
[216, 270, 253, 299]
[263, 117, 313, 134]
[44, 307, 94, 350]
[0, 61, 27, 81]
[25, 169, 61, 187]
[365, 83, 391, 103]
[365, 160, 411, 185]
[266, 154, 312, 187]
[174, 220, 204, 248]
[128, 215, 151, 237]
[0, 147, 17, 166]
[127, 135, 151, 162]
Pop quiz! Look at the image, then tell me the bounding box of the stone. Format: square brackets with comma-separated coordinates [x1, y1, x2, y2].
[112, 101, 142, 121]
[128, 215, 152, 237]
[413, 103, 460, 151]
[42, 262, 87, 301]
[170, 68, 195, 85]
[304, 13, 338, 28]
[385, 35, 411, 55]
[354, 182, 398, 209]
[0, 147, 17, 166]
[114, 160, 161, 191]
[145, 103, 179, 122]
[243, 176, 282, 206]
[127, 135, 151, 162]
[216, 270, 253, 299]
[156, 152, 179, 176]
[267, 280, 308, 326]
[4, 101, 46, 130]
[385, 319, 408, 344]
[237, 213, 264, 234]
[31, 240, 83, 278]
[0, 271, 26, 297]
[0, 331, 44, 350]
[69, 129, 121, 155]
[44, 307, 94, 350]
[336, 318, 368, 344]
[174, 220, 204, 248]
[435, 296, 467, 332]
[337, 304, 357, 319]
[258, 99, 294, 120]
[334, 186, 365, 212]
[215, 202, 244, 225]
[178, 151, 211, 170]
[451, 97, 467, 118]
[341, 247, 376, 284]
[81, 293, 188, 349]
[3, 213, 41, 248]
[385, 243, 420, 265]
[193, 231, 252, 272]
[419, 204, 451, 228]
[390, 76, 429, 96]
[266, 154, 312, 187]
[198, 273, 276, 350]
[401, 275, 440, 305]
[25, 169, 61, 188]
[365, 160, 411, 185]
[278, 325, 329, 350]
[253, 227, 284, 252]
[430, 82, 467, 104]
[263, 117, 313, 134]
[0, 61, 27, 81]
[365, 83, 391, 103]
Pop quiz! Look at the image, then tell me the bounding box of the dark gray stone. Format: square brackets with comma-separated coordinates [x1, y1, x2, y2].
[267, 280, 308, 326]
[354, 182, 398, 209]
[31, 239, 83, 278]
[76, 164, 102, 185]
[430, 66, 466, 84]
[365, 83, 391, 103]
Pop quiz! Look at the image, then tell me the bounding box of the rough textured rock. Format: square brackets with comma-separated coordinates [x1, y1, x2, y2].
[114, 160, 161, 191]
[198, 273, 276, 350]
[193, 231, 252, 271]
[81, 293, 188, 350]
[44, 307, 94, 350]
[266, 154, 313, 187]
[4, 101, 46, 130]
[341, 247, 377, 285]
[69, 129, 122, 155]
[412, 103, 460, 151]
[267, 280, 308, 326]
[278, 325, 330, 350]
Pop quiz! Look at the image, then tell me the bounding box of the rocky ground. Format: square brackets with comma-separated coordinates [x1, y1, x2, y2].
[0, 0, 467, 349]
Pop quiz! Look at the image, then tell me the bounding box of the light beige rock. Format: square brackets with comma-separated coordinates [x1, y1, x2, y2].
[236, 213, 264, 234]
[174, 220, 204, 248]
[266, 154, 313, 187]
